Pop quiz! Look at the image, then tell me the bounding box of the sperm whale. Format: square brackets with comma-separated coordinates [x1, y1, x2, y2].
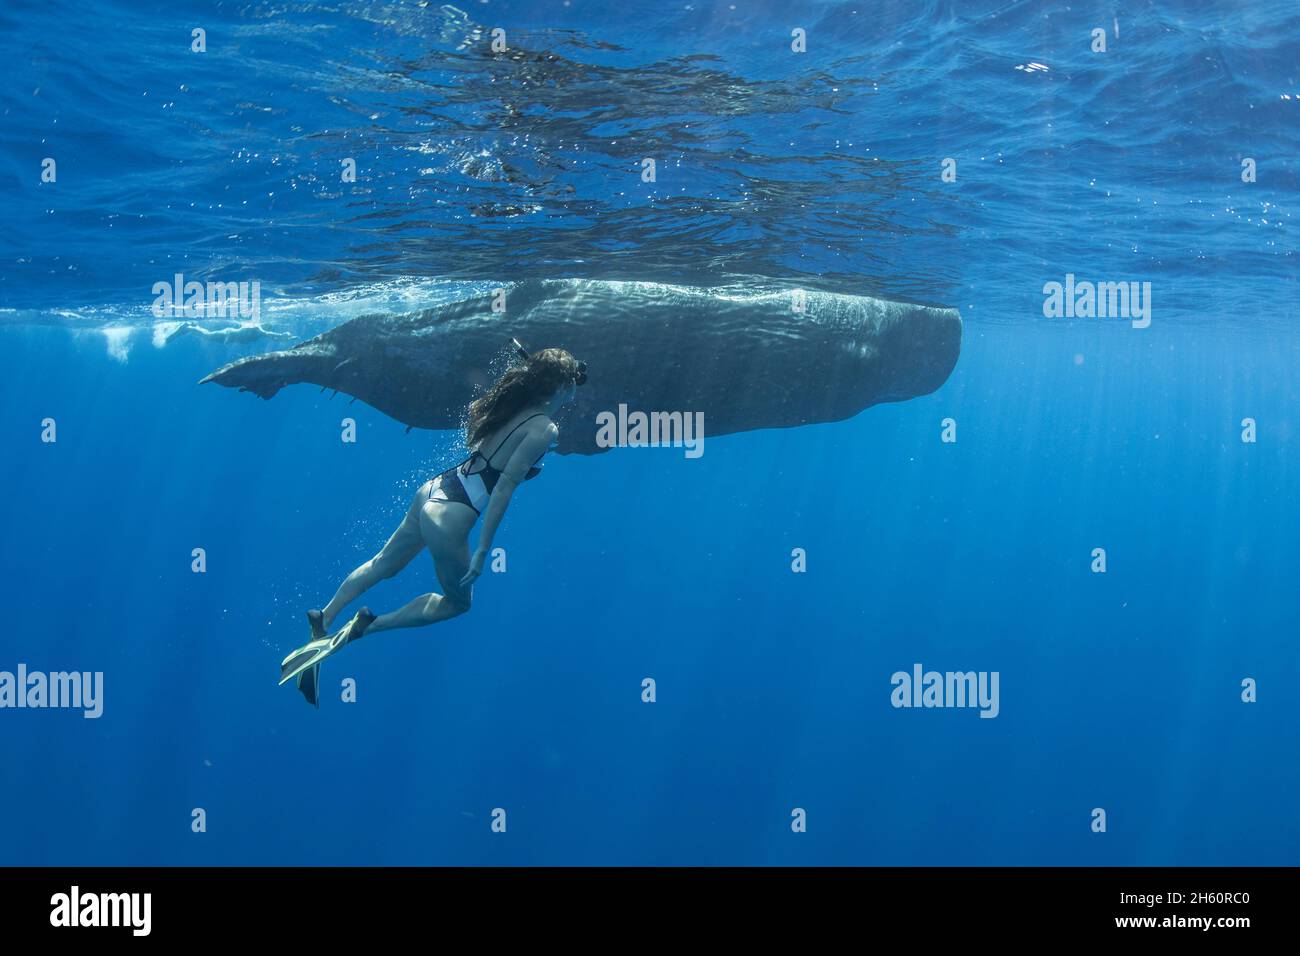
[199, 279, 961, 455]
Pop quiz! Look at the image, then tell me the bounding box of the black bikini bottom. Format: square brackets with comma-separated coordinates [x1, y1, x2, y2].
[427, 467, 480, 515]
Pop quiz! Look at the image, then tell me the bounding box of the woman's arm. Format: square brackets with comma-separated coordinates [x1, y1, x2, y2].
[460, 421, 557, 586]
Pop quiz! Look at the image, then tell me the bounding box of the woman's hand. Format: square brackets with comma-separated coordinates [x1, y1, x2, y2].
[459, 548, 488, 588]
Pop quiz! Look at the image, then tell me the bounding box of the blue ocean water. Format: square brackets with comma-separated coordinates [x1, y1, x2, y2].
[1, 0, 1297, 865]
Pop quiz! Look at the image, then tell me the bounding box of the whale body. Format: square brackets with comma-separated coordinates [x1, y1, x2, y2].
[200, 279, 961, 455]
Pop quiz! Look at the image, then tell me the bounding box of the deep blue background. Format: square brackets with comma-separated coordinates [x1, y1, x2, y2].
[1, 0, 1297, 863]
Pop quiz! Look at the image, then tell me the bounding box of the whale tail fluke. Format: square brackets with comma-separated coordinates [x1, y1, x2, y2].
[198, 345, 335, 400]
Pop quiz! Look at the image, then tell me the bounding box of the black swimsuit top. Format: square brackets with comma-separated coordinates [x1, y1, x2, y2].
[459, 412, 549, 496]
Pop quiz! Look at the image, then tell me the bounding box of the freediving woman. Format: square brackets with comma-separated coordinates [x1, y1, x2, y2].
[278, 343, 587, 706]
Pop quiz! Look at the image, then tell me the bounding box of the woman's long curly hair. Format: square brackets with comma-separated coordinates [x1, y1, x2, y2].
[466, 347, 583, 447]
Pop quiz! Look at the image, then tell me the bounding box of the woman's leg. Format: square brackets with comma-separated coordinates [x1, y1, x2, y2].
[320, 484, 429, 630]
[365, 497, 476, 634]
